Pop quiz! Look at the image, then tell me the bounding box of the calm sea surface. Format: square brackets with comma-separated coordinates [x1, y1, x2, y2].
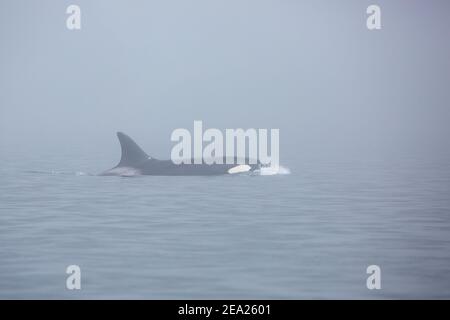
[1, 150, 450, 299]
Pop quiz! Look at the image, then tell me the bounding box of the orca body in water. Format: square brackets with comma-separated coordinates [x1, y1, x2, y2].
[100, 132, 261, 176]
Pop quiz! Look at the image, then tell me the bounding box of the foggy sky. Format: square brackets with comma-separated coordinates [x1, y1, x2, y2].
[1, 0, 449, 165]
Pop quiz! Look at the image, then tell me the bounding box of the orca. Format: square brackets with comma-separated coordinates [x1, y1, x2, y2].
[100, 132, 261, 176]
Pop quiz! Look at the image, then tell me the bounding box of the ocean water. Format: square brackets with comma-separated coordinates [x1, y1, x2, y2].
[1, 150, 450, 299]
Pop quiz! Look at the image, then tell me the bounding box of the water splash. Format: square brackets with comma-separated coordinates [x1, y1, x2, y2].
[256, 165, 291, 176]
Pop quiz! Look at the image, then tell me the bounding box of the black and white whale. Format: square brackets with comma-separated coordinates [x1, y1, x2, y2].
[100, 132, 261, 176]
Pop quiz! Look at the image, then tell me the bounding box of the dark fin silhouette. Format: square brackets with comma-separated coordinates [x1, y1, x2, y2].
[116, 132, 149, 167]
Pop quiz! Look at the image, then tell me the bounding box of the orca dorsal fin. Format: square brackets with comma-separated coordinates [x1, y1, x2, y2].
[116, 132, 149, 166]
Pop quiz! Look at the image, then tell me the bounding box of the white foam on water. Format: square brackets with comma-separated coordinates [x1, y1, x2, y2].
[25, 170, 94, 176]
[257, 165, 291, 176]
[105, 167, 142, 177]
